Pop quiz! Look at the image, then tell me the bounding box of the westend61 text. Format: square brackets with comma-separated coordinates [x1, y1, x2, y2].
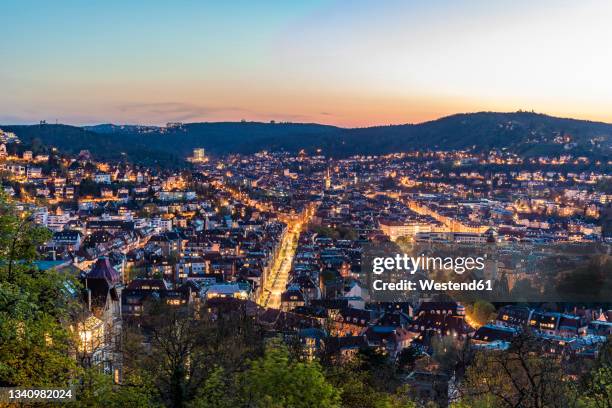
[372, 279, 493, 292]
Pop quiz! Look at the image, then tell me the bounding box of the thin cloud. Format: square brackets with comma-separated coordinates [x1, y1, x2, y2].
[117, 102, 249, 123]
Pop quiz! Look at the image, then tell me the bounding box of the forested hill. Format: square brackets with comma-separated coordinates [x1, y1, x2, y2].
[3, 111, 611, 165]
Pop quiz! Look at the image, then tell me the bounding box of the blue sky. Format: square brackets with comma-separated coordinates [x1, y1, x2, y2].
[1, 0, 611, 126]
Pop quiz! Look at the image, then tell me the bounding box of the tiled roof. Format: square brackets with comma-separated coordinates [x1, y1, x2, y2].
[87, 257, 120, 285]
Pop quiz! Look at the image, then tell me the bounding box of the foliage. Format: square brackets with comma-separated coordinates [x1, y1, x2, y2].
[460, 332, 574, 407]
[241, 340, 341, 408]
[574, 338, 612, 408]
[77, 178, 101, 197]
[576, 365, 612, 408]
[450, 394, 498, 408]
[395, 236, 413, 247]
[188, 367, 234, 408]
[465, 300, 496, 326]
[457, 336, 612, 407]
[70, 369, 159, 408]
[431, 335, 463, 374]
[122, 303, 264, 408]
[0, 192, 77, 386]
[323, 348, 413, 408]
[555, 258, 612, 302]
[310, 224, 358, 240]
[0, 306, 76, 386]
[377, 385, 417, 408]
[396, 346, 420, 372]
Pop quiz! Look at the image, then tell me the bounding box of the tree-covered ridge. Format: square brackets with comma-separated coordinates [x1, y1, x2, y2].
[3, 111, 610, 165]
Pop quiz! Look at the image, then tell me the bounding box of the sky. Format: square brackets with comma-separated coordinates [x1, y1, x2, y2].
[1, 0, 612, 127]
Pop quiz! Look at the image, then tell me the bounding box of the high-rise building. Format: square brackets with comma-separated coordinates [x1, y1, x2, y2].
[193, 148, 206, 162]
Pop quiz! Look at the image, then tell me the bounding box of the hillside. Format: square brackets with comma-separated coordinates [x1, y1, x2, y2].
[3, 112, 611, 165]
[1, 124, 183, 167]
[337, 111, 612, 157]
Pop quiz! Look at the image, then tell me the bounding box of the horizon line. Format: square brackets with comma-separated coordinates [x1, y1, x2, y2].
[3, 110, 612, 129]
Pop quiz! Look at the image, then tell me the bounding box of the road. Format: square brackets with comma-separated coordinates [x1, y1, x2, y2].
[212, 179, 318, 309]
[260, 221, 302, 308]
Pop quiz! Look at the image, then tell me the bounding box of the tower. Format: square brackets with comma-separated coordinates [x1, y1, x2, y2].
[324, 168, 331, 190]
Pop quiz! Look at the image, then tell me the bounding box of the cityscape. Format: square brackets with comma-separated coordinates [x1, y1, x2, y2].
[1, 1, 611, 407]
[1, 123, 610, 406]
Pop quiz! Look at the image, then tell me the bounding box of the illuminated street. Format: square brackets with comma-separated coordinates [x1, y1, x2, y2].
[260, 222, 302, 308]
